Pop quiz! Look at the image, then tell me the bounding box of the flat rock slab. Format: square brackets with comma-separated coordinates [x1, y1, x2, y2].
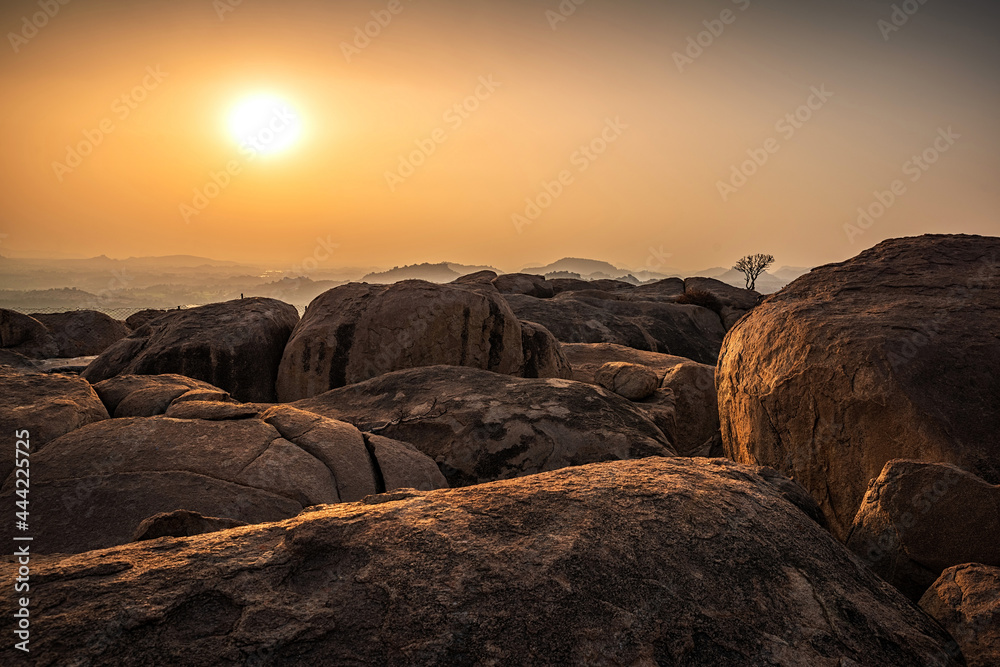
[293, 365, 675, 487]
[0, 458, 963, 666]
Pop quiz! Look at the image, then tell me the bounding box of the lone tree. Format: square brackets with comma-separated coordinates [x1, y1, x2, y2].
[733, 253, 774, 291]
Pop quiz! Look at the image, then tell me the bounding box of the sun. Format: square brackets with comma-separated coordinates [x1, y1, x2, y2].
[228, 94, 302, 156]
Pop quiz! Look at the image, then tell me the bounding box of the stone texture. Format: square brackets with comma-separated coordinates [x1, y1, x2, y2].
[0, 458, 963, 666]
[717, 234, 1000, 539]
[0, 308, 58, 358]
[293, 365, 675, 487]
[131, 510, 248, 542]
[30, 310, 131, 357]
[845, 460, 1000, 601]
[0, 416, 333, 553]
[125, 309, 168, 330]
[83, 298, 299, 402]
[91, 374, 224, 418]
[277, 281, 524, 401]
[594, 361, 659, 401]
[364, 434, 450, 493]
[504, 292, 725, 364]
[519, 320, 572, 379]
[920, 563, 1000, 667]
[0, 367, 109, 483]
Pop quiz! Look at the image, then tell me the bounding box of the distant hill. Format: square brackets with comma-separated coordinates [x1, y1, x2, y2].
[521, 258, 625, 278]
[772, 266, 812, 282]
[712, 269, 788, 294]
[363, 262, 500, 284]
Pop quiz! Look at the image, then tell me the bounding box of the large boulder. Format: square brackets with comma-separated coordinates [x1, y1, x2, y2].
[125, 308, 168, 329]
[0, 409, 445, 554]
[131, 510, 248, 542]
[717, 234, 1000, 539]
[0, 458, 964, 665]
[293, 365, 675, 487]
[82, 298, 299, 402]
[920, 563, 1000, 667]
[0, 309, 58, 358]
[277, 281, 524, 401]
[519, 320, 572, 379]
[29, 310, 130, 357]
[504, 293, 725, 364]
[0, 367, 108, 483]
[845, 460, 1000, 601]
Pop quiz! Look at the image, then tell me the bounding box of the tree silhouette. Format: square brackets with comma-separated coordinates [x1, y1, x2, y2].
[733, 254, 774, 291]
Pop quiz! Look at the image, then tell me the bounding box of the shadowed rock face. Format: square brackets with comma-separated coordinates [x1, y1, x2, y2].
[82, 298, 299, 403]
[276, 281, 524, 401]
[518, 320, 572, 379]
[920, 563, 1000, 667]
[0, 367, 108, 482]
[717, 234, 1000, 539]
[846, 460, 1000, 601]
[0, 309, 58, 358]
[594, 361, 659, 401]
[92, 374, 228, 417]
[0, 409, 446, 554]
[0, 458, 964, 666]
[293, 365, 675, 487]
[504, 293, 725, 364]
[29, 310, 130, 357]
[131, 510, 248, 542]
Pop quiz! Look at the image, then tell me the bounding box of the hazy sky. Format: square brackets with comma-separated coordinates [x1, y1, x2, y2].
[1, 0, 997, 272]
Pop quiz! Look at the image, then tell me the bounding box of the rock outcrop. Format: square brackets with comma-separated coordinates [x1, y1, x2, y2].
[0, 367, 108, 482]
[0, 410, 446, 554]
[920, 563, 1000, 667]
[276, 281, 524, 401]
[0, 309, 58, 358]
[82, 298, 299, 402]
[29, 310, 130, 357]
[845, 460, 1000, 600]
[717, 234, 1000, 538]
[504, 293, 725, 364]
[492, 272, 555, 298]
[0, 458, 963, 666]
[293, 365, 675, 487]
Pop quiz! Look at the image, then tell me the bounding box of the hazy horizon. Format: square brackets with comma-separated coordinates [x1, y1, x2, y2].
[2, 0, 998, 273]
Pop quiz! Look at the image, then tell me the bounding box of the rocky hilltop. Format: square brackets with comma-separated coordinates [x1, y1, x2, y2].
[1, 234, 997, 665]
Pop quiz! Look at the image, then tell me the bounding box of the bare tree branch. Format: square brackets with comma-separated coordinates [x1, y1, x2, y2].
[733, 253, 775, 291]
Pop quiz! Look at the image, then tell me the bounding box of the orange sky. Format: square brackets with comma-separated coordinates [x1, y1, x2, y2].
[1, 0, 998, 272]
